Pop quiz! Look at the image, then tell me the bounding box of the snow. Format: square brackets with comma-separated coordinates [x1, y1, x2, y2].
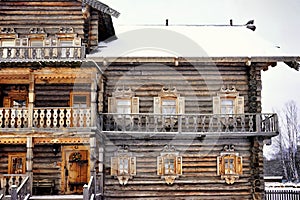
[88, 25, 288, 58]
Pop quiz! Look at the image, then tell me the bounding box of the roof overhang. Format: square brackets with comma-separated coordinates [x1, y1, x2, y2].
[82, 0, 120, 18]
[87, 56, 300, 71]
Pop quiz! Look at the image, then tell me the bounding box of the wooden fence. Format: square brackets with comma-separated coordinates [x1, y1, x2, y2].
[265, 188, 300, 200]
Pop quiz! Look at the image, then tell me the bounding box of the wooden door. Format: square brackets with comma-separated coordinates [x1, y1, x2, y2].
[64, 149, 88, 194]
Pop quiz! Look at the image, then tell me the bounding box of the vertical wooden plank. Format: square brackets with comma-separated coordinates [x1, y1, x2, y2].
[131, 97, 139, 114]
[153, 97, 161, 114]
[213, 96, 221, 114]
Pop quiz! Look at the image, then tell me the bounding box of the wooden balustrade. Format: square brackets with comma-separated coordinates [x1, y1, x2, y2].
[0, 107, 91, 129]
[11, 176, 30, 200]
[83, 176, 95, 200]
[0, 174, 27, 196]
[100, 113, 279, 135]
[0, 46, 85, 60]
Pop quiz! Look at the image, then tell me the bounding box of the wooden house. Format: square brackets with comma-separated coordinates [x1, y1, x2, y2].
[0, 1, 300, 200]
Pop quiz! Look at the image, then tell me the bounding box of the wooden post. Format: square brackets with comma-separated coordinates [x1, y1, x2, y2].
[90, 137, 97, 197]
[91, 75, 97, 127]
[83, 184, 89, 200]
[11, 185, 17, 200]
[256, 114, 261, 133]
[26, 137, 33, 195]
[28, 73, 35, 128]
[98, 147, 104, 196]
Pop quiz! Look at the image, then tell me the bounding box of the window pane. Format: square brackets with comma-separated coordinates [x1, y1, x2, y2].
[31, 40, 43, 47]
[162, 99, 176, 114]
[221, 99, 234, 114]
[117, 100, 131, 106]
[72, 95, 87, 108]
[221, 100, 234, 106]
[116, 99, 131, 114]
[13, 100, 26, 108]
[164, 158, 175, 175]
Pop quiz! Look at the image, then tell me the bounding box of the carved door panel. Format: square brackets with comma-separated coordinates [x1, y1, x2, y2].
[65, 150, 88, 194]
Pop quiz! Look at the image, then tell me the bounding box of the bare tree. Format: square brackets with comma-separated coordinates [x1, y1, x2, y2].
[279, 101, 300, 182]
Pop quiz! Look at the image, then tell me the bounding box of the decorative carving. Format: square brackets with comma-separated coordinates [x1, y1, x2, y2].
[217, 145, 243, 185]
[112, 86, 134, 98]
[59, 27, 74, 34]
[157, 144, 182, 185]
[111, 146, 136, 185]
[158, 86, 179, 98]
[0, 27, 15, 34]
[29, 27, 45, 34]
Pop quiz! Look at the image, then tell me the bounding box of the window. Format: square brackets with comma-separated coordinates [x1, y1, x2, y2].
[70, 92, 90, 108]
[154, 87, 185, 115]
[108, 87, 139, 115]
[213, 86, 244, 115]
[1, 39, 15, 58]
[30, 40, 43, 58]
[111, 148, 136, 185]
[3, 86, 28, 108]
[157, 145, 182, 185]
[217, 145, 243, 184]
[12, 100, 26, 108]
[60, 40, 73, 58]
[8, 153, 26, 174]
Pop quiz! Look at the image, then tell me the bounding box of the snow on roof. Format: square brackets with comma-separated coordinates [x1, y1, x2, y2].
[88, 25, 286, 59]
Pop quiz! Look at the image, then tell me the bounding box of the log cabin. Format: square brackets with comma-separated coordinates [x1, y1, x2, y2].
[0, 1, 300, 200]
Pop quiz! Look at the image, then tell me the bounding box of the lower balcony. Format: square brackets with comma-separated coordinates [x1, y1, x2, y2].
[0, 107, 92, 129]
[100, 113, 279, 137]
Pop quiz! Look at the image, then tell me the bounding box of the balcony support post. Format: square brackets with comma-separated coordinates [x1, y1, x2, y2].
[91, 75, 98, 127]
[28, 73, 35, 128]
[26, 137, 33, 195]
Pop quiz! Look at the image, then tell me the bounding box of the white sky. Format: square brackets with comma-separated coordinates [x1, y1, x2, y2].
[103, 0, 300, 113]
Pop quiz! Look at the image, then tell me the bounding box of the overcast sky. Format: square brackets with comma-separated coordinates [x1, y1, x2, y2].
[103, 0, 300, 113]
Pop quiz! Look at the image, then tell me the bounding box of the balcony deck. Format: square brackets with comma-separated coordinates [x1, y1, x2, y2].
[100, 113, 279, 137]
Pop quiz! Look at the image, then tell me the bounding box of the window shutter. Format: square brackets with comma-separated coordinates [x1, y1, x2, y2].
[176, 156, 182, 175]
[157, 156, 163, 175]
[213, 96, 221, 114]
[177, 97, 185, 114]
[235, 96, 244, 114]
[131, 97, 139, 114]
[217, 156, 223, 175]
[3, 97, 11, 107]
[130, 157, 136, 176]
[236, 156, 243, 175]
[108, 97, 116, 113]
[111, 157, 118, 176]
[153, 97, 161, 114]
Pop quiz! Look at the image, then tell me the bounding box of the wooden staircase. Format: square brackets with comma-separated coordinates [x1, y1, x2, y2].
[29, 195, 83, 200]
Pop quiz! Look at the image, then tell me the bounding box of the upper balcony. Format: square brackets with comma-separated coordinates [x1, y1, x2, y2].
[0, 46, 85, 61]
[99, 113, 279, 137]
[0, 107, 93, 133]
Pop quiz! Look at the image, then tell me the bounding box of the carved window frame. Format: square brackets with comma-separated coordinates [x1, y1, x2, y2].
[154, 86, 185, 115]
[213, 86, 244, 115]
[157, 145, 182, 185]
[55, 27, 81, 58]
[8, 153, 26, 174]
[3, 86, 29, 108]
[217, 145, 243, 184]
[108, 87, 139, 115]
[110, 147, 136, 185]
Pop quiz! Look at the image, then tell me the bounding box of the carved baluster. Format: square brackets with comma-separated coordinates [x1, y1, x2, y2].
[4, 109, 10, 128]
[41, 47, 45, 58]
[201, 116, 206, 132]
[0, 49, 3, 58]
[209, 116, 214, 132]
[184, 116, 189, 132]
[53, 108, 58, 127]
[66, 48, 70, 58]
[66, 109, 71, 127]
[15, 48, 20, 58]
[58, 108, 64, 127]
[46, 109, 52, 128]
[16, 109, 22, 128]
[72, 109, 78, 127]
[32, 48, 37, 59]
[22, 109, 28, 127]
[7, 48, 12, 58]
[224, 115, 229, 132]
[85, 109, 91, 127]
[139, 115, 143, 132]
[249, 115, 254, 132]
[154, 116, 158, 132]
[217, 116, 222, 132]
[10, 108, 16, 128]
[161, 116, 166, 132]
[79, 109, 85, 127]
[170, 115, 175, 132]
[33, 109, 39, 127]
[0, 108, 3, 128]
[74, 47, 78, 58]
[233, 116, 238, 132]
[193, 116, 198, 132]
[40, 109, 45, 128]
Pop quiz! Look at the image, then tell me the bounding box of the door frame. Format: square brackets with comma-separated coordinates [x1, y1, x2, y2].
[61, 145, 90, 194]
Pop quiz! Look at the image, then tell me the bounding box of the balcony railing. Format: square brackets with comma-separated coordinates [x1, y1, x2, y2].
[0, 107, 92, 129]
[0, 46, 85, 61]
[100, 113, 279, 135]
[0, 174, 27, 196]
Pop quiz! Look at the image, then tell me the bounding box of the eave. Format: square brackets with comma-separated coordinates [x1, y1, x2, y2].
[82, 0, 120, 18]
[87, 56, 300, 71]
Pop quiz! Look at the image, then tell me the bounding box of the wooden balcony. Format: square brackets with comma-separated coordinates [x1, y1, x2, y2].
[99, 113, 279, 137]
[0, 174, 27, 196]
[0, 107, 92, 130]
[0, 46, 85, 61]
